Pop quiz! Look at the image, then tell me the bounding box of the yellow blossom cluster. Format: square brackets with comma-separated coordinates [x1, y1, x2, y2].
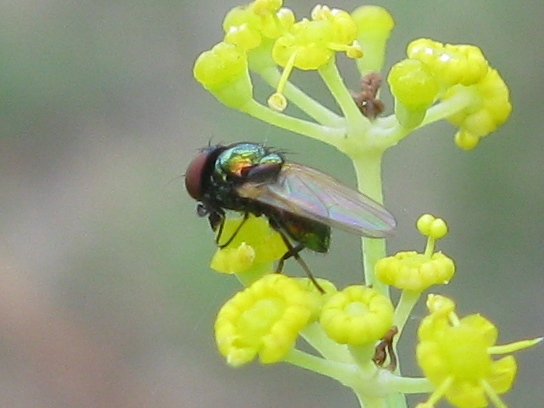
[215, 274, 394, 366]
[416, 295, 541, 408]
[376, 214, 454, 292]
[389, 39, 512, 147]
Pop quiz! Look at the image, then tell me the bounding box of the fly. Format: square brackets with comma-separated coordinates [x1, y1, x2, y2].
[185, 142, 396, 291]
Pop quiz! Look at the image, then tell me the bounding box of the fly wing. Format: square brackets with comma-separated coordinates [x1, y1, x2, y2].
[236, 163, 395, 238]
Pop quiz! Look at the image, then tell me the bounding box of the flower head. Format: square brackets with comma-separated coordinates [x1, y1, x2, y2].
[214, 274, 322, 366]
[444, 68, 512, 150]
[319, 285, 394, 346]
[268, 5, 362, 110]
[193, 42, 253, 108]
[272, 6, 361, 71]
[416, 294, 542, 408]
[405, 38, 512, 149]
[387, 58, 440, 128]
[210, 214, 288, 275]
[351, 5, 395, 72]
[375, 214, 454, 291]
[223, 0, 295, 50]
[407, 39, 489, 88]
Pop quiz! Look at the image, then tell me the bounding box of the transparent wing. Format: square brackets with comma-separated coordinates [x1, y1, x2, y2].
[236, 163, 396, 238]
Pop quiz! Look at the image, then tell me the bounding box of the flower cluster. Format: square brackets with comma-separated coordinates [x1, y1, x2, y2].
[211, 213, 540, 407]
[215, 274, 396, 367]
[191, 1, 539, 407]
[416, 295, 541, 408]
[215, 274, 321, 366]
[376, 214, 454, 292]
[194, 0, 512, 154]
[391, 39, 513, 149]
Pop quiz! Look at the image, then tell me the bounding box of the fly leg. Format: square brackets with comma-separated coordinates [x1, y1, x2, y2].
[277, 232, 325, 294]
[216, 212, 249, 249]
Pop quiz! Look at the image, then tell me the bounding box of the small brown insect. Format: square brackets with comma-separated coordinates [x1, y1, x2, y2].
[373, 325, 399, 370]
[352, 72, 385, 120]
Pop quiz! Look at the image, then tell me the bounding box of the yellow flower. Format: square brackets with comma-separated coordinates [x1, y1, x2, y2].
[210, 214, 288, 274]
[193, 42, 253, 108]
[272, 6, 360, 71]
[268, 5, 362, 110]
[375, 214, 454, 291]
[210, 242, 257, 274]
[405, 38, 512, 149]
[223, 0, 295, 50]
[445, 68, 512, 150]
[388, 59, 439, 109]
[214, 274, 320, 366]
[387, 58, 440, 128]
[375, 251, 454, 292]
[319, 285, 394, 346]
[407, 39, 489, 88]
[416, 294, 542, 408]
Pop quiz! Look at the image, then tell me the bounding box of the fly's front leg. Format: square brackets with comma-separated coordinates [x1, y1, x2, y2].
[276, 231, 325, 294]
[216, 212, 249, 249]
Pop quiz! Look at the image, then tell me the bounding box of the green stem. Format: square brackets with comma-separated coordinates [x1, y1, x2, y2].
[347, 344, 377, 373]
[379, 372, 433, 394]
[392, 289, 422, 391]
[241, 99, 343, 143]
[365, 115, 411, 149]
[283, 348, 357, 381]
[355, 393, 387, 408]
[371, 89, 474, 147]
[420, 89, 473, 127]
[394, 290, 422, 339]
[285, 349, 389, 408]
[301, 323, 353, 362]
[340, 345, 391, 408]
[351, 153, 389, 294]
[258, 67, 345, 127]
[318, 58, 369, 133]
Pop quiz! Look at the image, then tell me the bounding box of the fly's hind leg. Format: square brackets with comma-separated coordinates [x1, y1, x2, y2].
[277, 232, 325, 294]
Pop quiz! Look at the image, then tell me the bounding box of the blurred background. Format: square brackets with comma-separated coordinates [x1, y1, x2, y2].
[1, 0, 542, 406]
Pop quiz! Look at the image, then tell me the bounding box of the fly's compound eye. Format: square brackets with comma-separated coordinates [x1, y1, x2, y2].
[185, 150, 214, 200]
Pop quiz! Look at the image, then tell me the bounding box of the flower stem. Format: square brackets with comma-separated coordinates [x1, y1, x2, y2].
[420, 89, 473, 127]
[318, 58, 369, 133]
[354, 392, 387, 408]
[283, 348, 356, 381]
[380, 372, 433, 394]
[301, 323, 352, 362]
[369, 89, 474, 147]
[392, 289, 422, 386]
[258, 67, 345, 127]
[394, 290, 421, 338]
[241, 99, 343, 142]
[351, 153, 389, 294]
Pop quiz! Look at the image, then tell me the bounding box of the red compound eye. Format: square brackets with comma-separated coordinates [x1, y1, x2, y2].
[185, 150, 212, 200]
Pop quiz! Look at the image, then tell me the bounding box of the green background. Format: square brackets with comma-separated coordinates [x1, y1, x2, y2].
[0, 0, 542, 406]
